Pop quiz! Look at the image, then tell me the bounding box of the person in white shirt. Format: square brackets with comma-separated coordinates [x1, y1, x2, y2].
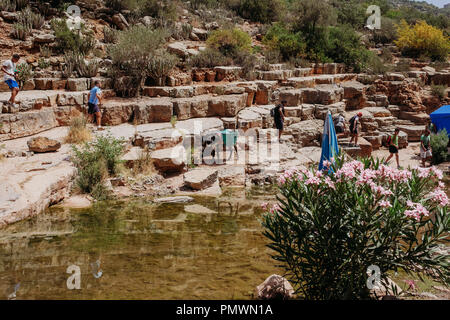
[2, 54, 20, 107]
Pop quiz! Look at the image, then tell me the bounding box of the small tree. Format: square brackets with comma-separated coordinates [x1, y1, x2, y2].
[206, 28, 252, 57]
[262, 156, 449, 299]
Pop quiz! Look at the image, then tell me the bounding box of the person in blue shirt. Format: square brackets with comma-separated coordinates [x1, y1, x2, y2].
[87, 80, 103, 130]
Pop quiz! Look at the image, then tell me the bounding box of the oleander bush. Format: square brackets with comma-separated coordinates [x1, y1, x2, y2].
[262, 156, 449, 299]
[395, 20, 450, 61]
[431, 129, 449, 165]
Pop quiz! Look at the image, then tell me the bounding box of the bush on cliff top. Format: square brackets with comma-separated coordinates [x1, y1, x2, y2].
[206, 28, 252, 57]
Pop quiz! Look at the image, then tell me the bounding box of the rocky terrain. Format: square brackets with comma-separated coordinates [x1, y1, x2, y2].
[0, 0, 449, 226]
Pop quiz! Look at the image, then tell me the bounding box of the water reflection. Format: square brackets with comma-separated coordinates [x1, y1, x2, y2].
[0, 189, 279, 299]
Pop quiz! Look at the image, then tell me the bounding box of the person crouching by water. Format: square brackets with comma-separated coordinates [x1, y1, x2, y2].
[87, 80, 103, 130]
[420, 128, 432, 168]
[384, 128, 401, 169]
[274, 100, 286, 142]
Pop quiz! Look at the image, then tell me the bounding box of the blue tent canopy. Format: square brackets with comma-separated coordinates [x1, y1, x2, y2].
[430, 105, 450, 136]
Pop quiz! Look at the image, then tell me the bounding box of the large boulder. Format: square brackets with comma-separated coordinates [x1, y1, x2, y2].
[151, 146, 186, 174]
[256, 274, 295, 300]
[184, 168, 219, 190]
[285, 119, 323, 147]
[27, 137, 61, 153]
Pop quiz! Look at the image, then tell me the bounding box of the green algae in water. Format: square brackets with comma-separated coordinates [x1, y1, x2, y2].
[0, 190, 279, 300]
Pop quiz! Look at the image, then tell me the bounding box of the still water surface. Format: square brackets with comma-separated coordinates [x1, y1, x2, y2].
[0, 188, 280, 300]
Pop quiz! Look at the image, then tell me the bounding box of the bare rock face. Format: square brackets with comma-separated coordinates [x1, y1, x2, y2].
[184, 168, 218, 190]
[256, 274, 295, 300]
[375, 80, 425, 113]
[27, 137, 61, 153]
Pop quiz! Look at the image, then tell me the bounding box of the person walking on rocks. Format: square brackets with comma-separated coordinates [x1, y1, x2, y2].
[384, 128, 401, 169]
[335, 113, 346, 134]
[349, 112, 362, 146]
[273, 100, 286, 142]
[87, 80, 103, 130]
[420, 128, 432, 167]
[2, 54, 20, 108]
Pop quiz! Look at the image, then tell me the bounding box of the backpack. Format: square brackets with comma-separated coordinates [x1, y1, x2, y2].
[349, 115, 357, 127]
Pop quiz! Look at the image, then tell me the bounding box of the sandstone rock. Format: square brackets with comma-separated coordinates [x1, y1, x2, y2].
[27, 137, 61, 153]
[396, 125, 424, 142]
[0, 110, 58, 141]
[154, 196, 193, 204]
[208, 93, 248, 117]
[218, 165, 245, 186]
[192, 27, 208, 41]
[184, 204, 216, 214]
[151, 146, 186, 174]
[167, 42, 189, 58]
[33, 33, 55, 43]
[256, 274, 295, 300]
[422, 66, 436, 75]
[60, 195, 92, 208]
[112, 13, 129, 30]
[215, 66, 242, 81]
[67, 78, 88, 91]
[184, 168, 218, 190]
[385, 73, 405, 81]
[1, 11, 17, 22]
[398, 111, 429, 125]
[364, 107, 392, 118]
[285, 119, 323, 147]
[429, 72, 450, 86]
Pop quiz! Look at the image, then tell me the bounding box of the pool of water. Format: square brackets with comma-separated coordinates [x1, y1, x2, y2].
[0, 188, 280, 300]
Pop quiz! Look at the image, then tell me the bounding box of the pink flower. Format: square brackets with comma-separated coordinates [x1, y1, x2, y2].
[404, 202, 429, 221]
[379, 200, 392, 208]
[270, 204, 281, 215]
[305, 176, 321, 186]
[323, 160, 332, 168]
[431, 167, 444, 180]
[261, 202, 269, 210]
[429, 188, 449, 207]
[404, 280, 417, 291]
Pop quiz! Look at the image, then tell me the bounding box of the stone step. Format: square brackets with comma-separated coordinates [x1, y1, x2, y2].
[278, 84, 345, 106]
[285, 74, 357, 88]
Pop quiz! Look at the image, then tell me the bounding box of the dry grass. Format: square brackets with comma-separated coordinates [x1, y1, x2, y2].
[64, 115, 92, 144]
[130, 147, 156, 177]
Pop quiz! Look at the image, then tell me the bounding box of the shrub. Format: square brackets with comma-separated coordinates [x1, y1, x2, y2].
[103, 26, 118, 44]
[227, 0, 285, 24]
[373, 17, 398, 44]
[65, 115, 92, 144]
[108, 25, 169, 96]
[431, 129, 449, 165]
[188, 48, 231, 68]
[263, 23, 305, 61]
[17, 7, 44, 30]
[75, 56, 100, 78]
[262, 157, 449, 299]
[11, 23, 31, 40]
[207, 28, 252, 57]
[147, 50, 178, 86]
[0, 0, 14, 11]
[71, 135, 125, 199]
[40, 45, 51, 58]
[61, 52, 76, 78]
[51, 19, 96, 55]
[325, 25, 371, 72]
[364, 53, 388, 75]
[131, 147, 155, 176]
[431, 84, 447, 100]
[38, 58, 50, 69]
[395, 20, 450, 61]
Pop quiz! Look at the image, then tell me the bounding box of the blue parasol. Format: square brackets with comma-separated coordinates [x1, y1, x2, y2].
[319, 111, 339, 172]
